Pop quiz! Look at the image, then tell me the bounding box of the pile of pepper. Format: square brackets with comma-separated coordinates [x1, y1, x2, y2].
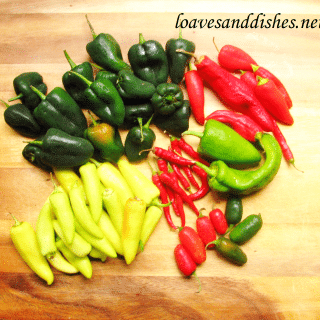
[2, 15, 299, 288]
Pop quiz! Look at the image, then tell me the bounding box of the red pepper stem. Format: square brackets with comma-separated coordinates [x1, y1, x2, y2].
[212, 37, 220, 53]
[205, 240, 217, 250]
[182, 130, 203, 139]
[192, 271, 202, 293]
[256, 76, 269, 86]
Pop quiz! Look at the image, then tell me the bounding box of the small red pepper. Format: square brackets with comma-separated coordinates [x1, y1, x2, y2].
[240, 70, 258, 90]
[252, 64, 292, 109]
[184, 63, 205, 125]
[196, 211, 216, 249]
[153, 147, 195, 166]
[189, 165, 210, 201]
[174, 244, 197, 276]
[178, 226, 206, 265]
[218, 44, 258, 72]
[254, 76, 294, 126]
[209, 208, 228, 235]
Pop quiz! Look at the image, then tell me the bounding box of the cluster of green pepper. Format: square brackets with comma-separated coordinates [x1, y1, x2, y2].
[2, 15, 197, 168]
[10, 156, 166, 284]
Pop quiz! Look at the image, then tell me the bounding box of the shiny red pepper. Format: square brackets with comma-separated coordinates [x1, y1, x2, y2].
[240, 70, 258, 90]
[178, 226, 206, 265]
[184, 63, 205, 125]
[209, 208, 228, 235]
[189, 165, 210, 201]
[153, 147, 195, 166]
[196, 212, 216, 249]
[174, 244, 197, 276]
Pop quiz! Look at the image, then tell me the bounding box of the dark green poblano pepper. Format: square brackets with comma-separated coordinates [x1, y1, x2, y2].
[153, 100, 191, 137]
[166, 29, 196, 84]
[62, 50, 94, 108]
[1, 100, 42, 138]
[31, 86, 88, 137]
[8, 72, 47, 110]
[151, 83, 184, 116]
[195, 133, 282, 195]
[128, 33, 169, 87]
[122, 102, 154, 130]
[124, 116, 156, 163]
[25, 128, 94, 168]
[183, 119, 261, 165]
[85, 14, 131, 73]
[84, 114, 124, 164]
[116, 69, 156, 101]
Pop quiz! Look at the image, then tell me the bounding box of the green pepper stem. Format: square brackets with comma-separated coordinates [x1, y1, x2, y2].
[24, 140, 43, 146]
[181, 130, 203, 139]
[85, 14, 97, 39]
[178, 27, 182, 39]
[137, 118, 144, 142]
[150, 197, 172, 208]
[87, 110, 98, 126]
[8, 212, 22, 227]
[89, 158, 102, 167]
[194, 161, 217, 178]
[139, 33, 146, 44]
[69, 71, 93, 87]
[64, 50, 77, 69]
[0, 99, 9, 108]
[30, 85, 46, 100]
[143, 114, 154, 130]
[8, 93, 23, 102]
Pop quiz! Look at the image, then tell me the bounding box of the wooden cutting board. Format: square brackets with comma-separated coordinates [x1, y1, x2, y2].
[1, 5, 320, 320]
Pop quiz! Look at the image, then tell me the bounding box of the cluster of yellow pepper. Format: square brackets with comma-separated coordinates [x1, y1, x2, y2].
[10, 156, 163, 285]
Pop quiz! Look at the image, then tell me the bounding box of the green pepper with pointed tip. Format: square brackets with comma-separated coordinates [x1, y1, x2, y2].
[124, 116, 155, 163]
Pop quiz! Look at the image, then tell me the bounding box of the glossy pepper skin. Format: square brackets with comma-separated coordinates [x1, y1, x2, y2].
[32, 86, 88, 137]
[62, 50, 94, 109]
[124, 116, 156, 163]
[70, 71, 125, 127]
[84, 116, 124, 163]
[2, 100, 42, 138]
[151, 83, 184, 115]
[8, 72, 47, 110]
[116, 69, 156, 101]
[166, 29, 195, 84]
[128, 33, 169, 87]
[183, 119, 261, 165]
[85, 15, 130, 73]
[195, 133, 282, 195]
[153, 100, 191, 137]
[25, 128, 94, 168]
[122, 102, 154, 130]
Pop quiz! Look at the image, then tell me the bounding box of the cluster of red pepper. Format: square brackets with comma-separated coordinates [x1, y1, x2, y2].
[182, 42, 296, 166]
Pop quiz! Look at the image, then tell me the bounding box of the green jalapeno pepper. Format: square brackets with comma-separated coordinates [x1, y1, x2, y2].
[183, 119, 262, 165]
[166, 29, 195, 84]
[85, 15, 131, 73]
[124, 116, 156, 163]
[225, 196, 243, 226]
[195, 133, 282, 195]
[128, 33, 169, 87]
[229, 214, 263, 245]
[151, 83, 184, 115]
[8, 72, 47, 110]
[1, 99, 42, 138]
[62, 50, 94, 109]
[31, 86, 88, 137]
[25, 128, 94, 168]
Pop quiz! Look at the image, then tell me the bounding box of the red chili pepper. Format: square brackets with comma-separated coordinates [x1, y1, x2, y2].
[209, 208, 228, 235]
[252, 64, 292, 109]
[153, 147, 195, 166]
[174, 244, 197, 276]
[157, 158, 168, 173]
[148, 161, 177, 230]
[205, 110, 263, 142]
[254, 76, 294, 126]
[159, 171, 199, 216]
[178, 226, 206, 265]
[240, 70, 258, 90]
[218, 44, 258, 72]
[185, 63, 205, 125]
[177, 137, 210, 166]
[196, 211, 216, 249]
[189, 165, 210, 201]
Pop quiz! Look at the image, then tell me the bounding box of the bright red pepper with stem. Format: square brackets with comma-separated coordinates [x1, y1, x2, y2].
[218, 44, 258, 73]
[178, 226, 206, 264]
[152, 146, 195, 166]
[252, 64, 292, 109]
[196, 210, 216, 249]
[254, 76, 294, 126]
[189, 165, 210, 201]
[209, 208, 228, 235]
[184, 62, 205, 125]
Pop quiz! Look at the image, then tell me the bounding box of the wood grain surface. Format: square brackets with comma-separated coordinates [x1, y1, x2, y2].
[1, 2, 320, 319]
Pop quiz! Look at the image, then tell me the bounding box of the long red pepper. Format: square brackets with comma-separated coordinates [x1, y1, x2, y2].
[252, 64, 292, 109]
[254, 76, 294, 126]
[189, 165, 210, 201]
[160, 171, 199, 216]
[153, 147, 195, 166]
[184, 62, 205, 125]
[148, 161, 177, 230]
